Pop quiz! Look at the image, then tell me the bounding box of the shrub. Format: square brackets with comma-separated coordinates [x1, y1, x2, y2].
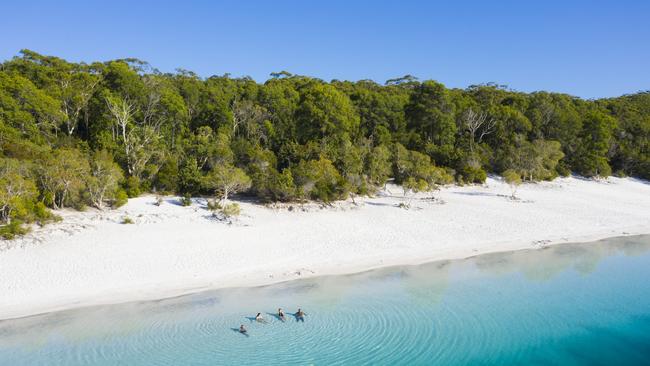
[267, 168, 297, 202]
[459, 165, 487, 184]
[180, 194, 192, 207]
[113, 189, 128, 208]
[121, 216, 134, 224]
[178, 158, 203, 195]
[204, 164, 252, 201]
[556, 163, 571, 177]
[206, 199, 222, 211]
[292, 158, 346, 202]
[42, 191, 55, 207]
[124, 176, 141, 198]
[156, 157, 179, 193]
[220, 203, 241, 218]
[503, 169, 522, 199]
[34, 202, 60, 223]
[0, 220, 30, 239]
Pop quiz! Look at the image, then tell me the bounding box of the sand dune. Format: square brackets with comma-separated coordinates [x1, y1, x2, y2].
[1, 176, 649, 320]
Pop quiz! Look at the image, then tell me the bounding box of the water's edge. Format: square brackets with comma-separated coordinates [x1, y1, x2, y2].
[2, 234, 650, 365]
[2, 232, 647, 322]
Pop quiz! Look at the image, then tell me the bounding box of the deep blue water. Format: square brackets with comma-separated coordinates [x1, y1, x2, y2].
[1, 235, 650, 365]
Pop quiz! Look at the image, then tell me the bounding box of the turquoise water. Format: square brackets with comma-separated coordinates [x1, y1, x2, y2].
[2, 236, 650, 365]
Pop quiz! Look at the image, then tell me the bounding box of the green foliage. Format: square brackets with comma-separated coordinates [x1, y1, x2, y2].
[1, 50, 649, 236]
[155, 157, 179, 193]
[405, 81, 456, 164]
[206, 199, 222, 211]
[292, 157, 346, 202]
[295, 83, 360, 143]
[37, 148, 91, 209]
[178, 157, 203, 194]
[572, 111, 617, 177]
[205, 164, 252, 201]
[458, 164, 487, 184]
[220, 202, 241, 218]
[605, 93, 650, 180]
[124, 176, 141, 197]
[366, 145, 392, 188]
[180, 193, 192, 207]
[0, 220, 30, 239]
[112, 189, 128, 208]
[504, 139, 564, 181]
[0, 158, 38, 224]
[502, 169, 522, 199]
[394, 143, 449, 185]
[88, 150, 124, 209]
[121, 216, 134, 224]
[269, 168, 298, 201]
[34, 201, 60, 224]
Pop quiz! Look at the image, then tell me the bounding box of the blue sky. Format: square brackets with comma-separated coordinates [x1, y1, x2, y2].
[1, 0, 648, 98]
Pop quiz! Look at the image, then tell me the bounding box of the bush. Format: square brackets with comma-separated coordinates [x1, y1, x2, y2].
[34, 201, 59, 223]
[113, 189, 128, 208]
[502, 169, 522, 199]
[556, 163, 571, 177]
[220, 203, 241, 218]
[124, 176, 141, 197]
[292, 158, 346, 202]
[121, 216, 134, 224]
[0, 220, 30, 239]
[156, 157, 179, 193]
[180, 194, 192, 206]
[266, 168, 297, 202]
[459, 165, 487, 184]
[42, 191, 55, 207]
[178, 158, 203, 195]
[206, 199, 222, 211]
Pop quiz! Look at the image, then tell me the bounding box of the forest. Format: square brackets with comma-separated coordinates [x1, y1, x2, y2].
[0, 50, 648, 238]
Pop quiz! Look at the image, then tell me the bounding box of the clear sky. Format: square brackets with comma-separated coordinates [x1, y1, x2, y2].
[1, 0, 648, 98]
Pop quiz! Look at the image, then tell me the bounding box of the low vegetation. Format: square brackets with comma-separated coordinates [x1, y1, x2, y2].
[502, 169, 522, 200]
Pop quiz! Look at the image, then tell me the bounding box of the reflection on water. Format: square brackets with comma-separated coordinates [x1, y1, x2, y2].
[474, 235, 650, 280]
[1, 235, 650, 365]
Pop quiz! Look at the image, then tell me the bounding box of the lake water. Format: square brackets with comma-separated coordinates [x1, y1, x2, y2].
[2, 235, 650, 365]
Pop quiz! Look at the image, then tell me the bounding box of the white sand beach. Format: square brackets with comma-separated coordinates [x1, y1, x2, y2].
[1, 176, 649, 320]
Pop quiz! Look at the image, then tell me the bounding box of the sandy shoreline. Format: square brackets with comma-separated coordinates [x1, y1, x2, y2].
[1, 176, 649, 320]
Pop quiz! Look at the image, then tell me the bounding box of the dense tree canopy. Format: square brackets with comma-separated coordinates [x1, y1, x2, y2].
[0, 50, 648, 236]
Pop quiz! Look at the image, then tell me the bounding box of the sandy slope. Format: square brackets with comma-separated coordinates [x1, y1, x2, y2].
[1, 176, 649, 320]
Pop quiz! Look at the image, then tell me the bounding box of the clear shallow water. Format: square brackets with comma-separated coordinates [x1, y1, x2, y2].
[2, 236, 650, 365]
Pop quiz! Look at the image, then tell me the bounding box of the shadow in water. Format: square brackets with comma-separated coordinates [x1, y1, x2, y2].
[266, 313, 286, 322]
[230, 327, 249, 337]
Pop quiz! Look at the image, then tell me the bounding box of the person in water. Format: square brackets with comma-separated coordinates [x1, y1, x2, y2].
[296, 308, 306, 321]
[239, 324, 247, 333]
[278, 308, 286, 321]
[255, 312, 267, 323]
